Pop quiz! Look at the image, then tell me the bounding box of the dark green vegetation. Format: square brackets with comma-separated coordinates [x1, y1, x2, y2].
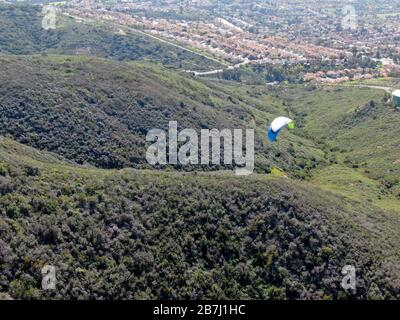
[1, 53, 399, 300]
[0, 54, 252, 169]
[1, 53, 399, 210]
[1, 3, 400, 300]
[0, 54, 326, 175]
[0, 137, 399, 299]
[0, 4, 222, 71]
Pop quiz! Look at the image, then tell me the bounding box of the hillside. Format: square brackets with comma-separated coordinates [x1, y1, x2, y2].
[0, 53, 326, 174]
[0, 54, 245, 168]
[1, 53, 399, 211]
[281, 85, 400, 180]
[0, 4, 222, 71]
[1, 2, 400, 301]
[278, 85, 400, 211]
[0, 137, 399, 299]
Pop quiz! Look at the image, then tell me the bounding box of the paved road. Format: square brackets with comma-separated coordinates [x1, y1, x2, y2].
[322, 83, 394, 93]
[352, 84, 393, 92]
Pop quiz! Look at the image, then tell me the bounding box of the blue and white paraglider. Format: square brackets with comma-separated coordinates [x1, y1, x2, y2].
[267, 117, 295, 142]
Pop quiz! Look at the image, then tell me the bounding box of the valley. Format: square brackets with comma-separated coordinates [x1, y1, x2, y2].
[0, 2, 399, 300]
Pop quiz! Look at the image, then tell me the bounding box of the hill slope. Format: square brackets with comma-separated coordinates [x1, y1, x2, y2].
[0, 54, 248, 168]
[279, 85, 400, 211]
[1, 53, 399, 213]
[0, 4, 222, 71]
[0, 137, 399, 299]
[0, 3, 400, 301]
[0, 54, 325, 174]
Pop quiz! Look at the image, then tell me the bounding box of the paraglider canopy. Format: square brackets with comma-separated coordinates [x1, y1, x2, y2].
[268, 117, 295, 142]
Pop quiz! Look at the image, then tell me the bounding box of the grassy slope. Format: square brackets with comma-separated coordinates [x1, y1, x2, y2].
[279, 85, 400, 213]
[0, 54, 325, 174]
[0, 137, 399, 299]
[0, 53, 399, 212]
